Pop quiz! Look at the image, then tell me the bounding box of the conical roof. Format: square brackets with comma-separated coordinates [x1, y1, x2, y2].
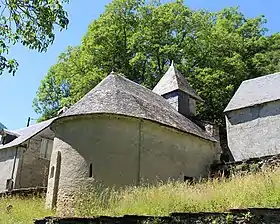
[153, 62, 203, 101]
[59, 73, 215, 142]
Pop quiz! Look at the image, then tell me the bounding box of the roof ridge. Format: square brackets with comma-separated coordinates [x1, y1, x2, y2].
[242, 72, 280, 83]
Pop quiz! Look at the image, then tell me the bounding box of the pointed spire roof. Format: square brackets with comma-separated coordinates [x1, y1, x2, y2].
[153, 62, 203, 101]
[58, 74, 215, 142]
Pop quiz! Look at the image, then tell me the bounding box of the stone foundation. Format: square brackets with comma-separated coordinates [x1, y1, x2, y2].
[211, 154, 280, 178]
[35, 208, 280, 224]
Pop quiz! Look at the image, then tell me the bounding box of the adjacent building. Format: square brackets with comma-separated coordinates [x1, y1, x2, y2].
[225, 72, 280, 161]
[0, 119, 54, 192]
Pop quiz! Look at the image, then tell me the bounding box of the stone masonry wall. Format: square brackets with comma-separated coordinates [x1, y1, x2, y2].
[35, 208, 280, 224]
[210, 154, 280, 178]
[0, 147, 20, 192]
[226, 99, 280, 161]
[17, 136, 50, 188]
[46, 114, 219, 215]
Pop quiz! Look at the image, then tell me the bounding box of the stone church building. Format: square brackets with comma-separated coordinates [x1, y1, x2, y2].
[45, 63, 221, 214]
[225, 72, 280, 161]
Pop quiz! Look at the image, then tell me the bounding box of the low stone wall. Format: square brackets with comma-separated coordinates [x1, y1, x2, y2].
[0, 187, 46, 197]
[211, 154, 280, 178]
[34, 208, 280, 223]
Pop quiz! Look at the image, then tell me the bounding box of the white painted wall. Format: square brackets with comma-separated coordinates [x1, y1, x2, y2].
[0, 147, 21, 192]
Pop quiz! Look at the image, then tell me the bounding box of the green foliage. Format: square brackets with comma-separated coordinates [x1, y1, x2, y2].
[0, 0, 69, 75]
[33, 0, 280, 125]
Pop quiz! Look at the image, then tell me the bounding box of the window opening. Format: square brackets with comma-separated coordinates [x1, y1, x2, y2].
[184, 176, 194, 185]
[89, 163, 93, 177]
[50, 166, 55, 178]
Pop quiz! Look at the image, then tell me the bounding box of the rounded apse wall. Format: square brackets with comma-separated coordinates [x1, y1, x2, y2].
[49, 114, 140, 215]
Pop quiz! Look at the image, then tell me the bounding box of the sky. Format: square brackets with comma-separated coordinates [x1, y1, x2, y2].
[0, 0, 279, 130]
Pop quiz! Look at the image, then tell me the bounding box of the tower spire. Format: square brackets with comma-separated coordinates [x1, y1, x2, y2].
[153, 62, 203, 118]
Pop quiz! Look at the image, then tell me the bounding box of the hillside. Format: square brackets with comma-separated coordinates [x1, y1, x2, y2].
[2, 168, 280, 224]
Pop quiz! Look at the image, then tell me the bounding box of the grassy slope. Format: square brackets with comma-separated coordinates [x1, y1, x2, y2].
[2, 169, 280, 223]
[75, 169, 280, 217]
[0, 196, 53, 224]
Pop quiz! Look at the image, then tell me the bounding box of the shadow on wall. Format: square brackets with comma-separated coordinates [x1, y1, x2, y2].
[0, 148, 17, 163]
[226, 100, 280, 125]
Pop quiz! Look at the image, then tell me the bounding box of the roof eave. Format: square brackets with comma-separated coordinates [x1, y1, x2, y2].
[53, 112, 217, 143]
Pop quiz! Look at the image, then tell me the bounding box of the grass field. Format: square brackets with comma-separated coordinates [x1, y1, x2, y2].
[2, 168, 280, 223]
[0, 196, 53, 224]
[75, 169, 280, 217]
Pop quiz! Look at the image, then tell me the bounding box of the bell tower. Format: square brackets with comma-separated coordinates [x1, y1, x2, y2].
[153, 62, 203, 118]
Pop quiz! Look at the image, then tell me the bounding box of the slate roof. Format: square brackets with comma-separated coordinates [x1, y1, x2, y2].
[152, 62, 203, 101]
[0, 118, 55, 150]
[59, 73, 215, 142]
[1, 129, 20, 137]
[224, 72, 280, 112]
[0, 122, 6, 130]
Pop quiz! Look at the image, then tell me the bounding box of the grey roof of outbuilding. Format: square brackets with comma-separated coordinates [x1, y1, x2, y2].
[224, 72, 280, 112]
[59, 73, 215, 142]
[0, 118, 55, 150]
[152, 62, 203, 101]
[0, 122, 6, 130]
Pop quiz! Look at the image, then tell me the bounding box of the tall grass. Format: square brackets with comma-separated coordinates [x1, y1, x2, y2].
[0, 196, 53, 224]
[75, 169, 280, 217]
[2, 168, 280, 223]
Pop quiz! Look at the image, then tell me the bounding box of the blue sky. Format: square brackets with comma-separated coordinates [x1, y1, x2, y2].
[0, 0, 279, 130]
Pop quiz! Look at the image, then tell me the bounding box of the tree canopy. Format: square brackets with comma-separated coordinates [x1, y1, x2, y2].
[33, 0, 280, 125]
[0, 0, 69, 75]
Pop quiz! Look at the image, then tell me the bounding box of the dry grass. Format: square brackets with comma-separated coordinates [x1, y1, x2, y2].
[3, 169, 280, 223]
[0, 196, 53, 224]
[75, 169, 280, 217]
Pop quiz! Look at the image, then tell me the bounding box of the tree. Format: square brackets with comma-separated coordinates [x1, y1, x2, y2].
[33, 0, 280, 127]
[0, 0, 69, 75]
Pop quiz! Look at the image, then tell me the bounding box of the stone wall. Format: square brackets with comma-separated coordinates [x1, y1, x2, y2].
[140, 118, 218, 183]
[34, 208, 280, 224]
[163, 90, 197, 118]
[16, 136, 50, 188]
[0, 187, 46, 197]
[0, 146, 21, 192]
[226, 99, 280, 161]
[210, 154, 280, 178]
[46, 114, 219, 215]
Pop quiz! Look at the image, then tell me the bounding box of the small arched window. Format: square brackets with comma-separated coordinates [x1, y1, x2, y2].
[89, 163, 93, 178]
[50, 166, 55, 178]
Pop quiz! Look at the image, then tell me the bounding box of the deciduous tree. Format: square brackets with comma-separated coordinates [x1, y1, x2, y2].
[0, 0, 69, 75]
[33, 0, 280, 126]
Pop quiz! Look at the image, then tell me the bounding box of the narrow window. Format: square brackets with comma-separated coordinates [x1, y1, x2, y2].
[89, 163, 93, 178]
[6, 179, 13, 190]
[50, 166, 55, 178]
[184, 176, 194, 184]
